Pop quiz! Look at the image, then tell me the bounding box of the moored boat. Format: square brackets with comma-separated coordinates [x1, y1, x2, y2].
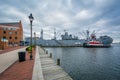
[83, 30, 113, 48]
[83, 41, 111, 48]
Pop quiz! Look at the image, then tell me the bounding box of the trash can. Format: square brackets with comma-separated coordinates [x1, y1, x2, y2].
[18, 51, 26, 62]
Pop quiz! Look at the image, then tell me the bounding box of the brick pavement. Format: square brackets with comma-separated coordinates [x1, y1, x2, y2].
[0, 48, 35, 80]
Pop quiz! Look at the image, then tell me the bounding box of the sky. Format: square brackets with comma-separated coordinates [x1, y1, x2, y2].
[0, 0, 120, 42]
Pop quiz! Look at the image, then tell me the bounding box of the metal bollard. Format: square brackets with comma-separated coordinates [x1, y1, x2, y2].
[50, 53, 52, 58]
[57, 59, 60, 66]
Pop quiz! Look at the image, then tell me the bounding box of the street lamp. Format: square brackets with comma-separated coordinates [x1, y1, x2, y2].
[28, 13, 34, 60]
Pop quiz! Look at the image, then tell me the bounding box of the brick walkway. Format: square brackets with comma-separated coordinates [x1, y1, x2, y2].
[0, 48, 35, 80]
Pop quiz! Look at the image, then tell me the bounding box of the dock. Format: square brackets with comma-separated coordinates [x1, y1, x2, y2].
[32, 46, 73, 80]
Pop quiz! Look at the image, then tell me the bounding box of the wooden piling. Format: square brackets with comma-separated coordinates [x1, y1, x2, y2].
[57, 59, 60, 66]
[50, 53, 52, 58]
[46, 50, 48, 54]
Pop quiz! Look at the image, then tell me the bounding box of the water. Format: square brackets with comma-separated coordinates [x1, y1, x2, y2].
[45, 44, 120, 80]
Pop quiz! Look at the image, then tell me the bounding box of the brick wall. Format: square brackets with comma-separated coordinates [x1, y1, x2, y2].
[0, 21, 23, 50]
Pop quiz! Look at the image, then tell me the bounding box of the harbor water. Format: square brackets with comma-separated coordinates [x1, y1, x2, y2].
[45, 43, 120, 80]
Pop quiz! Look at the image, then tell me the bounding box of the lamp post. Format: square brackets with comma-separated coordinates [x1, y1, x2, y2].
[28, 13, 34, 60]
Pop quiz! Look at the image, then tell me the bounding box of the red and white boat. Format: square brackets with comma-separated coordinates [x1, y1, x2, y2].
[83, 30, 111, 48]
[88, 40, 103, 46]
[83, 40, 111, 48]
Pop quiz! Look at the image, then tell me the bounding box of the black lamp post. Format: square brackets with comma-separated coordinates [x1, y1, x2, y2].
[28, 13, 34, 60]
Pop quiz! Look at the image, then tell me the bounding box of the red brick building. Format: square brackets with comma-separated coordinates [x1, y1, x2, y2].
[0, 21, 23, 49]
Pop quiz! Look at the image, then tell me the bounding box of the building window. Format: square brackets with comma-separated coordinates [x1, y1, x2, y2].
[9, 32, 12, 34]
[3, 31, 6, 34]
[15, 32, 17, 34]
[13, 28, 16, 30]
[9, 37, 12, 39]
[15, 37, 17, 39]
[3, 28, 8, 30]
[2, 36, 6, 41]
[8, 42, 12, 46]
[8, 28, 11, 30]
[3, 36, 6, 39]
[9, 28, 16, 30]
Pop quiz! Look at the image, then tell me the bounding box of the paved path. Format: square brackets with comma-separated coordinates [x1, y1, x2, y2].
[0, 47, 27, 73]
[0, 48, 35, 80]
[38, 47, 73, 80]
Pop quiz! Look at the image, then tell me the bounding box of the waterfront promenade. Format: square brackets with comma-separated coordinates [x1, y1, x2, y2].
[32, 46, 73, 80]
[0, 46, 72, 80]
[0, 46, 35, 80]
[0, 47, 27, 73]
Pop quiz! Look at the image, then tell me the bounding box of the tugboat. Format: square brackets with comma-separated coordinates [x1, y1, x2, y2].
[83, 30, 113, 48]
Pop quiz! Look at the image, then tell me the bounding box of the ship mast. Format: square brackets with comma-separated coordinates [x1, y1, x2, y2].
[86, 30, 89, 41]
[40, 29, 43, 39]
[54, 28, 56, 40]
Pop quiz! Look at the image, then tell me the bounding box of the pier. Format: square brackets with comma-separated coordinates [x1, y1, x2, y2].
[32, 46, 73, 80]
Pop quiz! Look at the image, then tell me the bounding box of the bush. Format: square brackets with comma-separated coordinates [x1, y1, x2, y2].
[29, 46, 32, 52]
[26, 46, 33, 53]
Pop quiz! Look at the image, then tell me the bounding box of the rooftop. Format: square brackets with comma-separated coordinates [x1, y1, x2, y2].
[0, 21, 21, 27]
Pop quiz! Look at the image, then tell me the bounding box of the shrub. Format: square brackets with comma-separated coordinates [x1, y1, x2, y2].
[26, 46, 33, 53]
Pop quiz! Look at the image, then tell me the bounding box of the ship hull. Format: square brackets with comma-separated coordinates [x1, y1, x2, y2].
[83, 44, 111, 48]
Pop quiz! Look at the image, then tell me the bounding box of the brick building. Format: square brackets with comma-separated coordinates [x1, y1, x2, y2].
[0, 21, 23, 50]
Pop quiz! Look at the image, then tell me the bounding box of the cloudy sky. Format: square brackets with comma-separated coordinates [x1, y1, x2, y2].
[0, 0, 120, 42]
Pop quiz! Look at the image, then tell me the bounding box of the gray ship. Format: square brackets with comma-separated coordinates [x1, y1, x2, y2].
[38, 29, 86, 47]
[25, 29, 113, 47]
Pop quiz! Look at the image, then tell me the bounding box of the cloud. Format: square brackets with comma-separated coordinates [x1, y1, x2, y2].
[43, 11, 69, 25]
[75, 10, 95, 20]
[0, 0, 120, 42]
